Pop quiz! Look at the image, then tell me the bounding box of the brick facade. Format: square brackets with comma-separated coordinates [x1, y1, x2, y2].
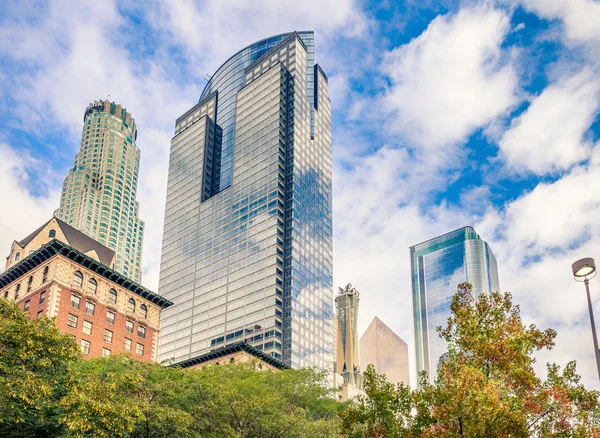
[2, 249, 170, 362]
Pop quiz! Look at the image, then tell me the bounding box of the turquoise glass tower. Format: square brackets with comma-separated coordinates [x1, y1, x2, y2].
[410, 226, 499, 383]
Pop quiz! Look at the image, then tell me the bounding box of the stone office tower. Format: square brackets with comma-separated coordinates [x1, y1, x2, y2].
[56, 100, 144, 283]
[335, 283, 362, 387]
[410, 226, 499, 383]
[158, 32, 333, 369]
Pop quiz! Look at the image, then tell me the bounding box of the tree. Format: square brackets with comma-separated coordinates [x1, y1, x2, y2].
[0, 298, 79, 437]
[0, 298, 341, 437]
[60, 355, 197, 438]
[186, 363, 341, 437]
[340, 283, 600, 437]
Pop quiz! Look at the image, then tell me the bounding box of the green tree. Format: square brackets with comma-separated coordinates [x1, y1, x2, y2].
[186, 362, 340, 437]
[60, 355, 197, 438]
[0, 298, 79, 437]
[340, 283, 600, 437]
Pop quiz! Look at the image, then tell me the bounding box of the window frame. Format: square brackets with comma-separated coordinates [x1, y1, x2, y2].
[67, 313, 78, 329]
[80, 339, 91, 355]
[82, 320, 93, 336]
[70, 294, 81, 310]
[108, 289, 117, 304]
[88, 278, 97, 294]
[73, 271, 83, 288]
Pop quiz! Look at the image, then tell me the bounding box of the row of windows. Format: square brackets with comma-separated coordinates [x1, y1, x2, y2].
[23, 291, 46, 311]
[69, 296, 146, 338]
[79, 339, 144, 357]
[72, 271, 147, 318]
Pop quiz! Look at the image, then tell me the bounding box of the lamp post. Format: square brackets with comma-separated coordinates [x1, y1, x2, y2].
[572, 257, 600, 381]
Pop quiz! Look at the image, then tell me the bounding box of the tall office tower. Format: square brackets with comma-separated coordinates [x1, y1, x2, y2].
[410, 226, 499, 383]
[56, 100, 144, 283]
[335, 283, 362, 387]
[360, 316, 409, 386]
[158, 31, 333, 369]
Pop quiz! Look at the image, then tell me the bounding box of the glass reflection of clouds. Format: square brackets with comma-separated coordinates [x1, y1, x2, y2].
[157, 32, 333, 371]
[410, 227, 500, 384]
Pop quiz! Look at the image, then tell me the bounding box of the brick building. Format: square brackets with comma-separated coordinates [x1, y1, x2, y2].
[1, 218, 172, 362]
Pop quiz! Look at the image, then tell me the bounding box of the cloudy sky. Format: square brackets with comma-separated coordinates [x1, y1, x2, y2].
[1, 0, 600, 387]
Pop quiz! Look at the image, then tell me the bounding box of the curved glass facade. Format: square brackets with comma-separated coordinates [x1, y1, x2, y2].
[410, 227, 500, 383]
[199, 32, 314, 192]
[158, 32, 333, 370]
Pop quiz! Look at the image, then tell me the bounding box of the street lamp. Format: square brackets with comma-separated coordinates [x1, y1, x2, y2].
[572, 257, 600, 381]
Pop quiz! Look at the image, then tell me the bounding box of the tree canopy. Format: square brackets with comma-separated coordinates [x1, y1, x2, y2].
[0, 299, 339, 437]
[2, 283, 599, 437]
[340, 283, 600, 437]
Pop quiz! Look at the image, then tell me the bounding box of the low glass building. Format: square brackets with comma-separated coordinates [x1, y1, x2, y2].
[410, 226, 499, 383]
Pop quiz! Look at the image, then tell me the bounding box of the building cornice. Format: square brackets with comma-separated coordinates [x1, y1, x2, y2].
[169, 341, 288, 370]
[0, 239, 173, 309]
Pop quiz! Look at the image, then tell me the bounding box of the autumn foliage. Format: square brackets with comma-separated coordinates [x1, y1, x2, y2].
[340, 283, 600, 437]
[2, 283, 599, 437]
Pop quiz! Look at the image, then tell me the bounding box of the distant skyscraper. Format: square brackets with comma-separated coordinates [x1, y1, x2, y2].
[410, 226, 499, 383]
[335, 283, 361, 387]
[56, 100, 144, 282]
[157, 31, 333, 370]
[360, 316, 409, 386]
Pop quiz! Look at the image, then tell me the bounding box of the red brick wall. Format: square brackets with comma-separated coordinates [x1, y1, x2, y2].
[18, 284, 157, 362]
[17, 287, 49, 320]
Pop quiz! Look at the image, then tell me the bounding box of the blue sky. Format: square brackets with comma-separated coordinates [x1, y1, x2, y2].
[1, 0, 600, 387]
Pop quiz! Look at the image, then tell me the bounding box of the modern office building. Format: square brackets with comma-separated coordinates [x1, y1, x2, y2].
[410, 226, 499, 383]
[335, 283, 362, 387]
[360, 316, 409, 386]
[1, 217, 172, 361]
[157, 31, 333, 370]
[56, 99, 144, 283]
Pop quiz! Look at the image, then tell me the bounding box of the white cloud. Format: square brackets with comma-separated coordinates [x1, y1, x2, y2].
[155, 0, 368, 72]
[499, 69, 600, 174]
[382, 6, 518, 150]
[520, 0, 600, 43]
[475, 149, 600, 388]
[0, 144, 60, 268]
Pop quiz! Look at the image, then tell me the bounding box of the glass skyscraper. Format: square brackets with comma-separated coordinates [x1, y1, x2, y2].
[410, 226, 499, 382]
[57, 100, 144, 282]
[157, 31, 333, 370]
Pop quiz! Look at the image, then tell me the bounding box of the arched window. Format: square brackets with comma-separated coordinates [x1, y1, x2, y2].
[42, 266, 49, 283]
[15, 283, 21, 298]
[88, 278, 97, 294]
[108, 289, 117, 304]
[27, 276, 33, 292]
[127, 298, 136, 312]
[229, 358, 235, 363]
[15, 252, 20, 262]
[49, 229, 56, 238]
[257, 364, 263, 370]
[73, 271, 83, 287]
[139, 304, 147, 319]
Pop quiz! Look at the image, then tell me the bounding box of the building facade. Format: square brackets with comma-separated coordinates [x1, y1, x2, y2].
[410, 226, 500, 383]
[360, 316, 409, 387]
[1, 219, 172, 361]
[158, 31, 333, 370]
[335, 283, 361, 387]
[56, 99, 144, 282]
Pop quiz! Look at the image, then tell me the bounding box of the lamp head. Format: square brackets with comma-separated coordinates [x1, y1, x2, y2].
[572, 257, 596, 280]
